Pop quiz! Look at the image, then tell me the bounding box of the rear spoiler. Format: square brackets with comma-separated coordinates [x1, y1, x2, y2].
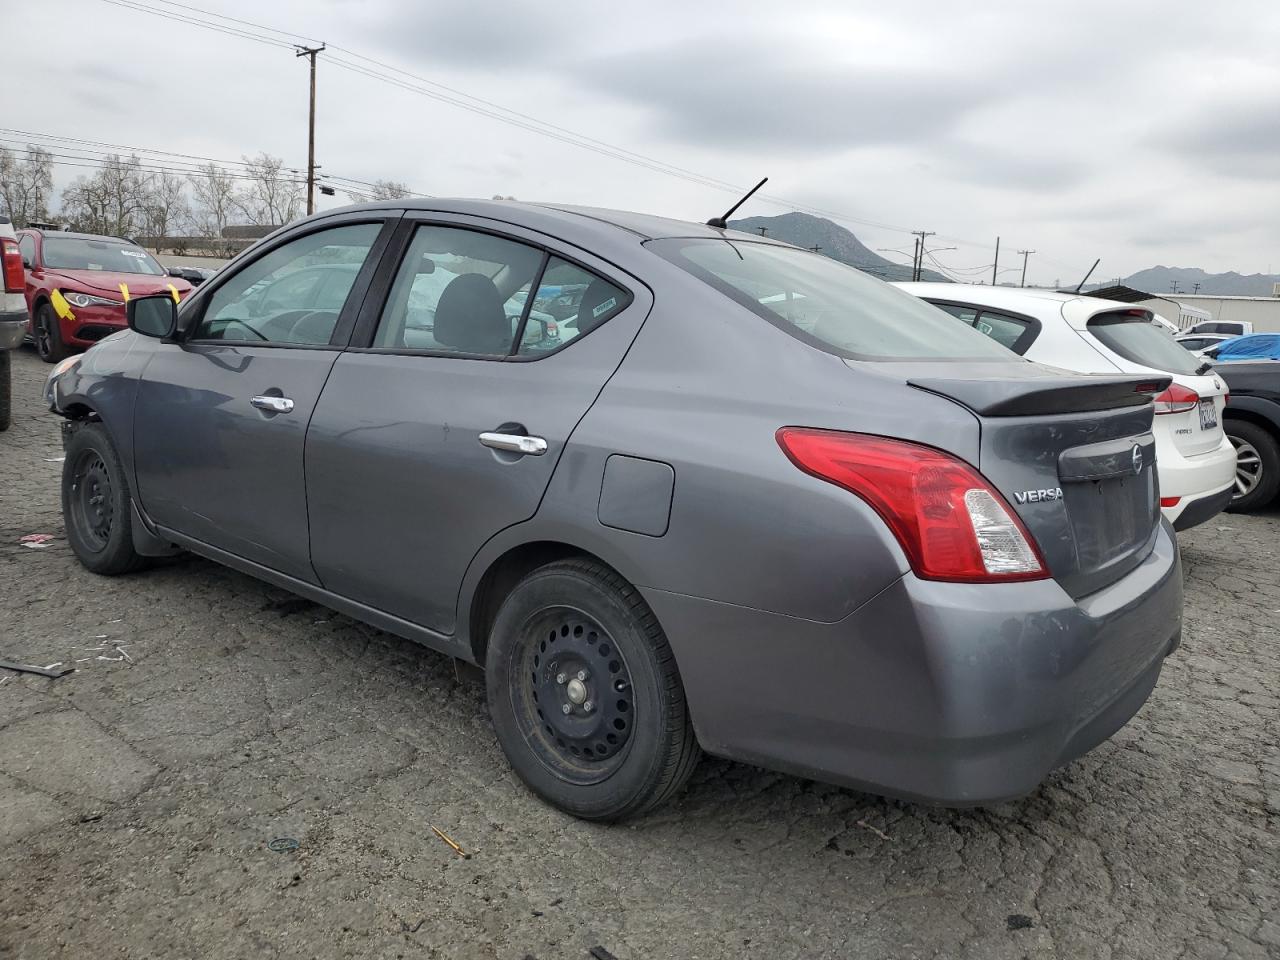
[908, 374, 1171, 417]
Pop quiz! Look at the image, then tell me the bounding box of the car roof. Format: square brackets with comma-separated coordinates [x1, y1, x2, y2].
[894, 281, 1148, 321]
[26, 229, 134, 243]
[309, 198, 786, 246]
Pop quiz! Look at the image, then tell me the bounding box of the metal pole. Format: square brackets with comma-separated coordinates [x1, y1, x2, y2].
[1018, 249, 1034, 287]
[992, 236, 999, 286]
[296, 44, 326, 216]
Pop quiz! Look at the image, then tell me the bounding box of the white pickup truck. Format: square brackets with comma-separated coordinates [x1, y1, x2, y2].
[0, 215, 28, 430]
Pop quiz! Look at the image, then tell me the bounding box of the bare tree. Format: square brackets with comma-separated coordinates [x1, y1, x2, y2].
[0, 145, 55, 227]
[60, 154, 150, 237]
[188, 162, 238, 255]
[233, 152, 304, 226]
[141, 171, 191, 253]
[347, 178, 413, 203]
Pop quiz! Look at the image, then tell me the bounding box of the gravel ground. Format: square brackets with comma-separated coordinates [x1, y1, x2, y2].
[1, 346, 1276, 960]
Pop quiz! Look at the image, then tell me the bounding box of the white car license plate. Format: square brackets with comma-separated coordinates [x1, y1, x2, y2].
[1199, 398, 1218, 430]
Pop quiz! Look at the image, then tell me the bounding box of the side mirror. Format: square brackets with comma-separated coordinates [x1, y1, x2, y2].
[22, 257, 32, 269]
[127, 295, 178, 339]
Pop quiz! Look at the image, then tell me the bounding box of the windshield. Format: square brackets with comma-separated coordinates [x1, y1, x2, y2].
[42, 237, 166, 276]
[649, 238, 1017, 361]
[1088, 312, 1201, 375]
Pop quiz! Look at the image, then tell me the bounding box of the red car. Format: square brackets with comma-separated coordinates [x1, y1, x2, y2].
[16, 229, 194, 362]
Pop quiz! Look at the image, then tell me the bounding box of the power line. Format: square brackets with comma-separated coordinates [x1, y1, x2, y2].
[95, 0, 1003, 247]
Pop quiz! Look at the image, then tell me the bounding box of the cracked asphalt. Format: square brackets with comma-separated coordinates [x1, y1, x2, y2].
[1, 346, 1277, 959]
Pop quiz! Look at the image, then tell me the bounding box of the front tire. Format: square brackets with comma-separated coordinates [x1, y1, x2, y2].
[486, 558, 700, 821]
[1225, 420, 1280, 513]
[62, 422, 146, 575]
[35, 302, 69, 363]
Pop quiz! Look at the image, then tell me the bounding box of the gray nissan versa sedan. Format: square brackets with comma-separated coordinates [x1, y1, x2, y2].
[44, 200, 1183, 821]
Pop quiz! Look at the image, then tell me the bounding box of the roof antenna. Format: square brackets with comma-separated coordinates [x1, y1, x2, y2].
[707, 177, 768, 230]
[1074, 257, 1101, 293]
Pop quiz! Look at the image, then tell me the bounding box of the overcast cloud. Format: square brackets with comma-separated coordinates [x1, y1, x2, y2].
[8, 0, 1279, 282]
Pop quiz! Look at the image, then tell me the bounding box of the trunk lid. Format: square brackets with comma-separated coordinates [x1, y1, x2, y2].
[903, 365, 1169, 599]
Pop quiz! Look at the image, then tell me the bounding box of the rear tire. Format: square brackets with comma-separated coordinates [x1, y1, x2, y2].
[0, 351, 10, 432]
[62, 422, 147, 575]
[485, 558, 701, 821]
[35, 301, 68, 363]
[1225, 420, 1280, 513]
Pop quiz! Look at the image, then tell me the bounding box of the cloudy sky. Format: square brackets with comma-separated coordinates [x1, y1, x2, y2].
[8, 0, 1279, 284]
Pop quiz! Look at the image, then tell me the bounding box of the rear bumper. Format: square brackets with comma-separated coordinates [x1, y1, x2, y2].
[1158, 434, 1235, 524]
[0, 308, 27, 350]
[644, 520, 1182, 805]
[1169, 482, 1234, 531]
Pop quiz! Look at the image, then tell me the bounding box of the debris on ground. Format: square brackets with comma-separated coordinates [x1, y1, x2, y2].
[1007, 914, 1035, 930]
[0, 659, 74, 678]
[430, 824, 470, 859]
[18, 534, 55, 549]
[856, 819, 893, 842]
[267, 837, 300, 852]
[589, 946, 620, 960]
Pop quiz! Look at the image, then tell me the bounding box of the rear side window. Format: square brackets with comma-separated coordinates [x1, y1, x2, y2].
[649, 238, 1016, 361]
[1088, 312, 1201, 375]
[927, 301, 1038, 354]
[373, 226, 630, 358]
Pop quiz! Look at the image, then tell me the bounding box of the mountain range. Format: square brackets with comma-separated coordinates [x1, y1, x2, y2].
[727, 213, 1277, 297]
[728, 212, 946, 282]
[1094, 266, 1280, 298]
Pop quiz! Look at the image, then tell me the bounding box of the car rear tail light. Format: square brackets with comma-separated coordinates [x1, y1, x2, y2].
[1, 239, 24, 293]
[776, 428, 1047, 583]
[1152, 383, 1200, 414]
[1160, 497, 1181, 508]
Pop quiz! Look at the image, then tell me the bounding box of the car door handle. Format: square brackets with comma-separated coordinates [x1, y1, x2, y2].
[250, 395, 295, 414]
[479, 432, 548, 456]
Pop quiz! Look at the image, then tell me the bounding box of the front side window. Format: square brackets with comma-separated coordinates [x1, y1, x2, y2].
[18, 234, 35, 266]
[650, 239, 1016, 361]
[194, 223, 380, 345]
[1088, 311, 1201, 375]
[41, 237, 166, 276]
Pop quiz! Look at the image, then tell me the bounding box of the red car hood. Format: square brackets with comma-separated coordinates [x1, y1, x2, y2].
[47, 270, 193, 299]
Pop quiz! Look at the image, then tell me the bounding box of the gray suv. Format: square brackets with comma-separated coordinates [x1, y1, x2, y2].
[44, 200, 1183, 821]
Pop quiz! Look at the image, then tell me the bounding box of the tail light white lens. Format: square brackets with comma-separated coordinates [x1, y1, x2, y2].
[1, 239, 24, 293]
[776, 428, 1047, 583]
[1153, 383, 1199, 414]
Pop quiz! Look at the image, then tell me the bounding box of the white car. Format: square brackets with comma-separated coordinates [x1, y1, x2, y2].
[896, 283, 1235, 531]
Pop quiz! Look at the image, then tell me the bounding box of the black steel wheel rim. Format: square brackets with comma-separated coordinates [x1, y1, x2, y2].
[509, 606, 636, 785]
[69, 449, 113, 551]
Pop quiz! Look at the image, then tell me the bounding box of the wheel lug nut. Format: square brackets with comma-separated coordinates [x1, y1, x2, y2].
[561, 703, 572, 715]
[582, 700, 594, 713]
[556, 673, 567, 684]
[576, 670, 587, 682]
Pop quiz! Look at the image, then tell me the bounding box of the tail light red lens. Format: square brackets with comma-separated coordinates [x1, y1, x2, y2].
[1152, 383, 1199, 414]
[1, 239, 24, 293]
[776, 428, 1047, 583]
[1160, 496, 1181, 508]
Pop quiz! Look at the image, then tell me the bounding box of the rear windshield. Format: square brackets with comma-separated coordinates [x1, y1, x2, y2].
[1088, 312, 1201, 375]
[649, 238, 1017, 361]
[42, 237, 166, 276]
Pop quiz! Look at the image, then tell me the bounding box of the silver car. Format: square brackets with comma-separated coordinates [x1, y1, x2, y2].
[45, 200, 1183, 821]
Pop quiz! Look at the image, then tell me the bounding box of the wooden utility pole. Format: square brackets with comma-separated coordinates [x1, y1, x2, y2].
[992, 236, 1000, 286]
[911, 230, 935, 281]
[1017, 249, 1035, 287]
[296, 44, 326, 216]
